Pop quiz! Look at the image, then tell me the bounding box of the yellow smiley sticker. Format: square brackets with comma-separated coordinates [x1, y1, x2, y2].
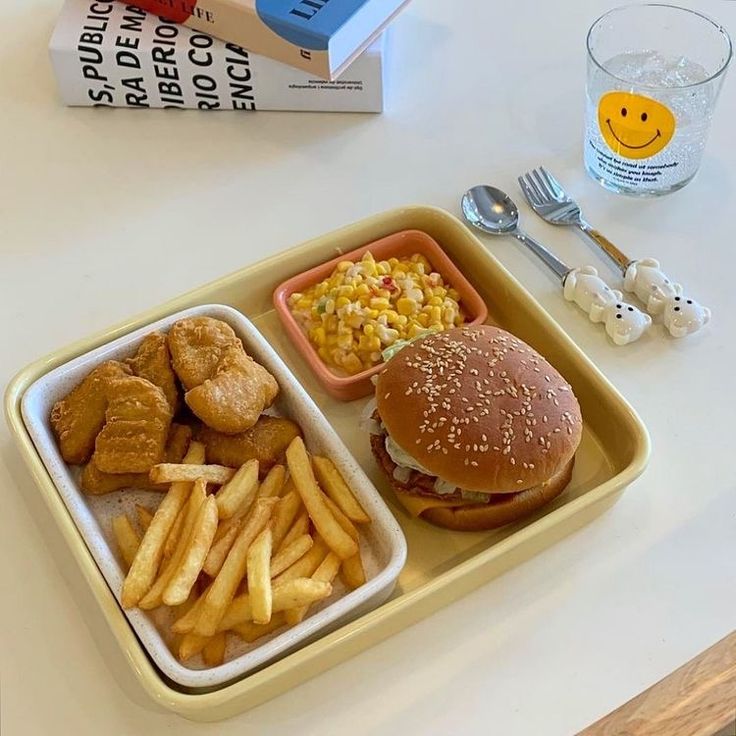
[598, 91, 676, 159]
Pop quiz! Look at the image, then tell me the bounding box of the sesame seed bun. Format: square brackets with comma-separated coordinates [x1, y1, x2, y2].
[370, 430, 574, 530]
[375, 325, 582, 494]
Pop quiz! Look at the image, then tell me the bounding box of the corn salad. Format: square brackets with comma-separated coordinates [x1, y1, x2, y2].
[288, 251, 466, 375]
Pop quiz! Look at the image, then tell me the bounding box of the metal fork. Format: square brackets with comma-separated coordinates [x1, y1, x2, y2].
[518, 167, 631, 272]
[517, 166, 710, 337]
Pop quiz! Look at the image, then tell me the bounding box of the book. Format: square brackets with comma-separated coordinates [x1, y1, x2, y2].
[50, 0, 385, 113]
[125, 0, 408, 79]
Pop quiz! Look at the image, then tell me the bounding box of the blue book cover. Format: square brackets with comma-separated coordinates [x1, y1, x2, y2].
[130, 0, 409, 79]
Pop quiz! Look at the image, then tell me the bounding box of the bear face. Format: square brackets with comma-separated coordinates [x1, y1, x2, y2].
[602, 301, 652, 346]
[662, 295, 710, 338]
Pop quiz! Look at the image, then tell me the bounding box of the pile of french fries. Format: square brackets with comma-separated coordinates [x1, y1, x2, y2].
[112, 436, 371, 666]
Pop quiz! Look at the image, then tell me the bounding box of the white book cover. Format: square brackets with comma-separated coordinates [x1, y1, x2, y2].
[50, 0, 385, 113]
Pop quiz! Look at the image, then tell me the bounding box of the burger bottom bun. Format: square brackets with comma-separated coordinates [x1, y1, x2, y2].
[418, 458, 574, 531]
[370, 432, 574, 531]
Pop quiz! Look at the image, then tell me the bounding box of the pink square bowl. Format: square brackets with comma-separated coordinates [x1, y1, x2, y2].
[273, 229, 488, 401]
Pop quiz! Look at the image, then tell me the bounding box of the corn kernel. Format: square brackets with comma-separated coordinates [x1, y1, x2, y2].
[335, 296, 351, 309]
[311, 326, 327, 346]
[396, 297, 417, 315]
[342, 353, 362, 374]
[370, 297, 390, 310]
[427, 296, 442, 307]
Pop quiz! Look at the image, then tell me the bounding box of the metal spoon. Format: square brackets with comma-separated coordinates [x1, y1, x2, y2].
[461, 185, 651, 346]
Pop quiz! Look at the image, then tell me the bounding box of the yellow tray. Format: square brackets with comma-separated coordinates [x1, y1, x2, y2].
[4, 206, 650, 721]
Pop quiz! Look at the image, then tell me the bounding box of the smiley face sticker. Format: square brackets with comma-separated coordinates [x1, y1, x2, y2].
[598, 91, 676, 159]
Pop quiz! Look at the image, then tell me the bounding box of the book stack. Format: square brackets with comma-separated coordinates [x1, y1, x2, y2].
[50, 0, 412, 113]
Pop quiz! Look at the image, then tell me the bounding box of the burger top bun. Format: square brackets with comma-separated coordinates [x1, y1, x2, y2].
[375, 325, 582, 493]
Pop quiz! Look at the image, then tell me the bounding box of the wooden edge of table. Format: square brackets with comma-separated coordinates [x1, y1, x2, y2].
[578, 631, 736, 736]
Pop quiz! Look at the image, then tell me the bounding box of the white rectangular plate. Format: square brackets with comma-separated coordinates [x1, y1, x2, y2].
[20, 304, 407, 689]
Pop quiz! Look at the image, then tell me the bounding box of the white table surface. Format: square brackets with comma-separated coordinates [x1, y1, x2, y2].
[2, 0, 735, 733]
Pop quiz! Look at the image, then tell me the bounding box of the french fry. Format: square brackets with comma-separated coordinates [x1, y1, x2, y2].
[133, 442, 206, 607]
[193, 497, 277, 637]
[285, 552, 340, 625]
[169, 588, 197, 652]
[213, 513, 239, 545]
[270, 490, 302, 551]
[202, 632, 227, 667]
[257, 464, 286, 499]
[232, 613, 286, 643]
[203, 520, 242, 577]
[172, 583, 212, 634]
[272, 578, 332, 613]
[112, 514, 140, 570]
[184, 441, 206, 465]
[277, 510, 310, 554]
[212, 483, 256, 546]
[150, 463, 235, 486]
[247, 527, 273, 625]
[215, 459, 259, 520]
[322, 494, 366, 590]
[286, 437, 357, 560]
[280, 476, 295, 497]
[121, 480, 191, 608]
[163, 505, 186, 561]
[272, 536, 328, 586]
[178, 632, 211, 661]
[163, 495, 218, 606]
[340, 553, 367, 590]
[270, 534, 313, 578]
[218, 577, 332, 631]
[135, 504, 154, 532]
[139, 479, 207, 610]
[312, 456, 370, 524]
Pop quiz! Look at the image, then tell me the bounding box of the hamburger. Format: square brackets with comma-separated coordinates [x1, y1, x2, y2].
[369, 325, 582, 531]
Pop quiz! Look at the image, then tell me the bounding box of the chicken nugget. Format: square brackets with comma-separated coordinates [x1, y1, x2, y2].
[185, 345, 279, 434]
[199, 416, 301, 473]
[80, 423, 192, 494]
[125, 331, 180, 412]
[92, 376, 173, 474]
[50, 360, 132, 465]
[168, 317, 240, 390]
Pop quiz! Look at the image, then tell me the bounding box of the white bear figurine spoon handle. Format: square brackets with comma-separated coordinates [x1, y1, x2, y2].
[461, 185, 651, 346]
[517, 167, 710, 338]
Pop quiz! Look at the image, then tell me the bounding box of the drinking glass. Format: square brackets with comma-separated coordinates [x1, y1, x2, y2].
[584, 4, 732, 196]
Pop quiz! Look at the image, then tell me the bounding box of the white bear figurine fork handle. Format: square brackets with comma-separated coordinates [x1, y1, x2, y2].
[516, 167, 710, 338]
